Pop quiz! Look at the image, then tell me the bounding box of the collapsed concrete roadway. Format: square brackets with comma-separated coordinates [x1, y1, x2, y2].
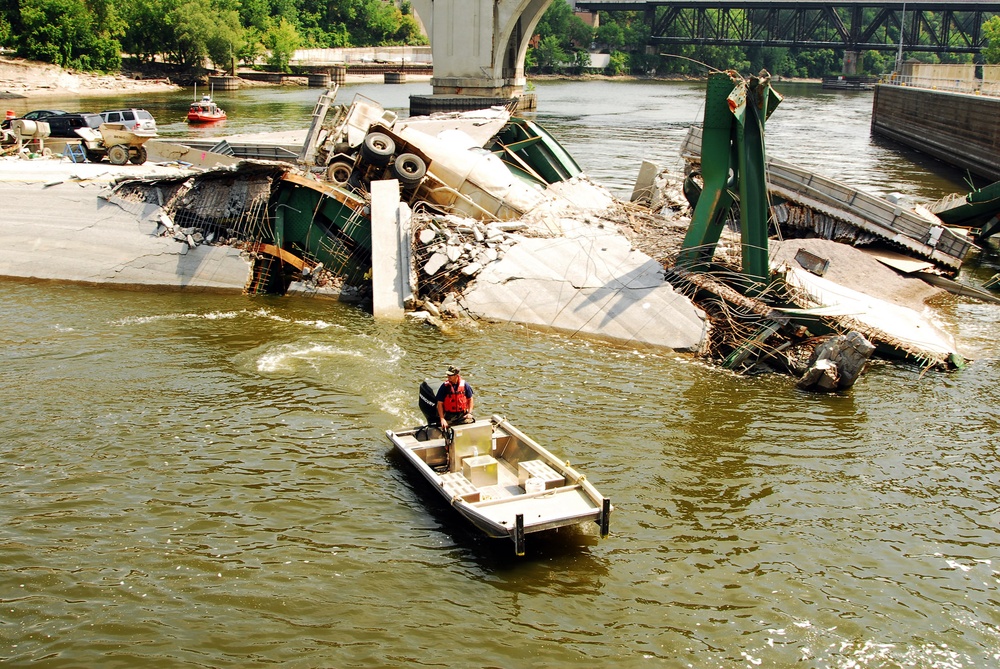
[0, 149, 709, 352]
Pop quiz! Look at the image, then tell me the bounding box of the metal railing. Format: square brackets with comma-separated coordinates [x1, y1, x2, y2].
[879, 73, 1000, 98]
[290, 46, 433, 66]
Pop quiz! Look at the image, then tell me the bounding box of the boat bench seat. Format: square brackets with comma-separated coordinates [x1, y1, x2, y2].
[440, 471, 481, 503]
[517, 459, 565, 490]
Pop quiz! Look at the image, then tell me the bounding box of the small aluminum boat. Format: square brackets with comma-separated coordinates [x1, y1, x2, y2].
[386, 413, 611, 555]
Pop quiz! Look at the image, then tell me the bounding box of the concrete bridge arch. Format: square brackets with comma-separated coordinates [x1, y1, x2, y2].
[410, 0, 554, 98]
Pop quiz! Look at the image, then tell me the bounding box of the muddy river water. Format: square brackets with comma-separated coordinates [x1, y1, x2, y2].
[2, 79, 999, 668]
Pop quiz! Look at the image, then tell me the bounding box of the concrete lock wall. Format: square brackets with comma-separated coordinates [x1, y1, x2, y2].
[899, 62, 976, 88]
[871, 84, 1000, 182]
[983, 65, 1000, 97]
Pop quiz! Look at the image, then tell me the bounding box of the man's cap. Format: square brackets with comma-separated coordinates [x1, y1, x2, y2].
[446, 364, 460, 376]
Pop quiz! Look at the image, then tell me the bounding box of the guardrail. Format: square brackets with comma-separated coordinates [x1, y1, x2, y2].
[290, 47, 433, 67]
[879, 73, 1000, 98]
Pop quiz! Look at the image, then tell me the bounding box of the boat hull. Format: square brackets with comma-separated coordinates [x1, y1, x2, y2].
[187, 113, 226, 123]
[386, 414, 610, 555]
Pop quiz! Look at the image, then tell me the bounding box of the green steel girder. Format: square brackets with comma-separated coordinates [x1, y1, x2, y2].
[678, 70, 781, 288]
[489, 118, 583, 185]
[272, 177, 372, 284]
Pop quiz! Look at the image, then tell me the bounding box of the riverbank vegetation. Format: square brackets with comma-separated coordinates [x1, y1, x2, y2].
[0, 0, 425, 74]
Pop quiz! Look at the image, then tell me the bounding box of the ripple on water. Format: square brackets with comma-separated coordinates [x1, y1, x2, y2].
[3, 80, 1000, 667]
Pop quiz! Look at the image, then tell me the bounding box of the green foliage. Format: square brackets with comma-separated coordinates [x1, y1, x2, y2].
[149, 0, 248, 71]
[205, 8, 244, 73]
[5, 0, 431, 73]
[524, 46, 537, 71]
[296, 0, 426, 48]
[570, 48, 590, 74]
[167, 0, 216, 68]
[983, 16, 1000, 64]
[534, 35, 567, 73]
[606, 50, 628, 76]
[238, 0, 272, 32]
[122, 0, 180, 64]
[534, 0, 593, 49]
[0, 15, 11, 48]
[396, 13, 427, 46]
[790, 48, 837, 77]
[862, 49, 895, 75]
[264, 17, 299, 72]
[595, 22, 625, 51]
[236, 26, 265, 66]
[17, 0, 121, 70]
[529, 0, 595, 73]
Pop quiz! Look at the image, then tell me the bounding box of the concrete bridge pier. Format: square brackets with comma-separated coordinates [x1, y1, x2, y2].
[409, 0, 553, 115]
[843, 50, 859, 75]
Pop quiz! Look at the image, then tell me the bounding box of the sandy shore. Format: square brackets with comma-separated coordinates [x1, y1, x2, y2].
[0, 56, 181, 99]
[0, 56, 433, 100]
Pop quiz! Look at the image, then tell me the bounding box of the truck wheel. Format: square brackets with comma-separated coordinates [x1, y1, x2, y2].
[391, 153, 427, 188]
[84, 148, 103, 163]
[129, 145, 148, 165]
[361, 132, 395, 166]
[326, 160, 353, 186]
[108, 144, 129, 165]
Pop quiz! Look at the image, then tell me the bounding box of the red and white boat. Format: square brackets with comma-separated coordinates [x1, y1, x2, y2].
[187, 95, 226, 123]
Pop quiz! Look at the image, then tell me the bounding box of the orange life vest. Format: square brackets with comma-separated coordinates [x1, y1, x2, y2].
[441, 379, 469, 414]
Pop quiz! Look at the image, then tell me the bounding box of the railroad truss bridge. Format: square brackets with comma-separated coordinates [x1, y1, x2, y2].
[576, 1, 1000, 56]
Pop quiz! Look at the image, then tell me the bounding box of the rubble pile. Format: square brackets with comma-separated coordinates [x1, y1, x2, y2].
[796, 332, 876, 391]
[110, 165, 281, 254]
[411, 214, 520, 303]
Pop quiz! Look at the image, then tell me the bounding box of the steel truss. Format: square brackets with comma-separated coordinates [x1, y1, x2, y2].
[575, 1, 1000, 53]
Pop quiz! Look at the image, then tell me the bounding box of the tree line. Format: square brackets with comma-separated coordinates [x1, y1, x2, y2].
[0, 0, 425, 73]
[0, 0, 996, 77]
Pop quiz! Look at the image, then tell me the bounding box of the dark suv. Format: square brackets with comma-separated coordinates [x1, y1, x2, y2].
[0, 109, 67, 130]
[36, 112, 103, 138]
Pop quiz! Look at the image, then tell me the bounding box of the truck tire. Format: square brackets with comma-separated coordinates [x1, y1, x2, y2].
[107, 144, 129, 165]
[326, 160, 353, 186]
[361, 132, 395, 166]
[129, 145, 148, 165]
[391, 153, 427, 188]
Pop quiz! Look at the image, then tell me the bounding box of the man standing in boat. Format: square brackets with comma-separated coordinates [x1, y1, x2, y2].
[436, 365, 475, 430]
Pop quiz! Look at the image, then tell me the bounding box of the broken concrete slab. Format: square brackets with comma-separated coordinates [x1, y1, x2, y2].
[770, 237, 945, 312]
[630, 159, 659, 204]
[459, 222, 707, 351]
[144, 139, 241, 169]
[797, 331, 876, 391]
[0, 160, 250, 290]
[776, 264, 960, 364]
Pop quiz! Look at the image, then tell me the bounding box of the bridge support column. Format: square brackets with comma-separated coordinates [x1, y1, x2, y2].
[409, 0, 553, 114]
[843, 51, 859, 75]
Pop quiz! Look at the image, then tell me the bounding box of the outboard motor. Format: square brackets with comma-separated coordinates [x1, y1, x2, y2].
[418, 379, 439, 425]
